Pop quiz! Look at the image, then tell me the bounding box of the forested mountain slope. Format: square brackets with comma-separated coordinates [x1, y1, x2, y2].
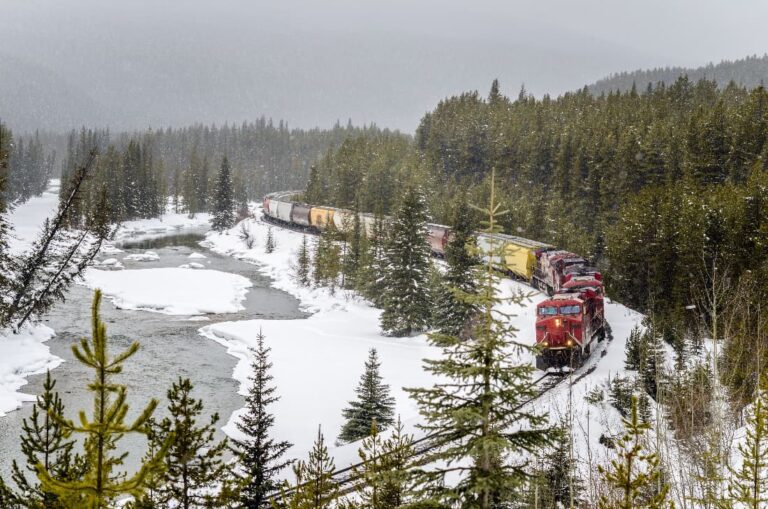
[589, 54, 768, 95]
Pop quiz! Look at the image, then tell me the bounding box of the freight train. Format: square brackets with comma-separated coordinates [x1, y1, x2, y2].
[262, 191, 606, 370]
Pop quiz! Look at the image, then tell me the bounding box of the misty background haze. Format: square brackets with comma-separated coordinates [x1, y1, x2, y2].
[2, 0, 768, 133]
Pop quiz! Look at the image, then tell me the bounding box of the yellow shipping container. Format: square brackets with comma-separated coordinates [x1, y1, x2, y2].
[310, 207, 335, 230]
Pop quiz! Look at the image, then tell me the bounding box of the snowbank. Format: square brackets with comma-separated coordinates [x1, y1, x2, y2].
[203, 209, 649, 477]
[113, 212, 211, 244]
[123, 251, 160, 262]
[6, 179, 61, 254]
[82, 267, 252, 315]
[0, 325, 59, 416]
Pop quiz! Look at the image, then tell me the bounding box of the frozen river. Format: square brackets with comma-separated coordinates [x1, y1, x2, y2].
[0, 230, 306, 479]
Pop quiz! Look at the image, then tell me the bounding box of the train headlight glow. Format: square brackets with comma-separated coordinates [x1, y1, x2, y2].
[555, 318, 561, 327]
[567, 339, 573, 346]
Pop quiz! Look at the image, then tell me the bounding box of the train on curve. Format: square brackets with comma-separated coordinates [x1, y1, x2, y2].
[262, 191, 606, 370]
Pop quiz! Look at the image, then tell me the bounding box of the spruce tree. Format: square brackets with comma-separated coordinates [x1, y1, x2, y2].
[0, 122, 13, 302]
[296, 427, 339, 509]
[338, 348, 396, 444]
[351, 417, 416, 509]
[295, 235, 311, 286]
[266, 226, 277, 254]
[727, 383, 768, 508]
[38, 290, 168, 508]
[528, 427, 584, 509]
[147, 378, 232, 509]
[210, 156, 235, 232]
[10, 371, 83, 509]
[406, 172, 551, 508]
[313, 226, 341, 292]
[232, 330, 292, 509]
[379, 185, 432, 337]
[433, 201, 479, 338]
[598, 396, 673, 509]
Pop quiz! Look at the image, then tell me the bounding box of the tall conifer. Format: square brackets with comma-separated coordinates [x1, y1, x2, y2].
[406, 171, 551, 508]
[210, 156, 235, 232]
[232, 330, 292, 509]
[38, 290, 168, 508]
[379, 185, 431, 337]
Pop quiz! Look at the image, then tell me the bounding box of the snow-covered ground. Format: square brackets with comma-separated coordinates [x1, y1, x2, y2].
[82, 267, 252, 315]
[0, 183, 654, 491]
[201, 210, 646, 476]
[0, 183, 63, 415]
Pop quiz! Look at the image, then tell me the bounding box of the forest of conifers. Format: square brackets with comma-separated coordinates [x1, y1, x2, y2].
[7, 74, 768, 411]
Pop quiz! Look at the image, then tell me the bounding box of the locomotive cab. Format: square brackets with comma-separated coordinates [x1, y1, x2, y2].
[535, 290, 604, 370]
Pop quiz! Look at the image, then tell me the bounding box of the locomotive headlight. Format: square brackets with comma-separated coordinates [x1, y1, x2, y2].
[566, 339, 573, 346]
[555, 318, 561, 328]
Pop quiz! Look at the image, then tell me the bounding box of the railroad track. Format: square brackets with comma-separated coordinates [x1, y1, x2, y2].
[273, 367, 596, 502]
[260, 212, 604, 500]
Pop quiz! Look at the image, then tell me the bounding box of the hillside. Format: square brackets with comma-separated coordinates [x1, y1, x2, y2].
[588, 54, 768, 94]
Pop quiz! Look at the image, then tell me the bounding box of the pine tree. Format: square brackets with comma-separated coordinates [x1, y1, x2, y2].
[210, 156, 235, 232]
[313, 226, 341, 291]
[727, 383, 768, 508]
[406, 172, 551, 508]
[37, 290, 168, 509]
[625, 326, 643, 371]
[232, 330, 292, 509]
[432, 201, 479, 338]
[279, 427, 339, 509]
[295, 235, 311, 286]
[350, 417, 416, 509]
[338, 348, 396, 444]
[147, 378, 232, 509]
[0, 122, 14, 304]
[9, 371, 83, 509]
[266, 226, 277, 254]
[598, 396, 673, 509]
[379, 185, 432, 337]
[527, 427, 584, 509]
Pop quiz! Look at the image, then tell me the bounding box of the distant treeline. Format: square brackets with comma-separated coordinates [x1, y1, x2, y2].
[60, 119, 406, 224]
[0, 122, 55, 204]
[589, 53, 768, 95]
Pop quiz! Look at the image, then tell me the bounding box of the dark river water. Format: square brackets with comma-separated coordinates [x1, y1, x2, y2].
[0, 229, 306, 480]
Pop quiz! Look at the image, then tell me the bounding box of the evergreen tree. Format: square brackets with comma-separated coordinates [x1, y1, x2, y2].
[313, 226, 341, 291]
[379, 185, 432, 337]
[295, 427, 340, 509]
[210, 156, 235, 232]
[147, 378, 232, 509]
[406, 172, 551, 508]
[38, 290, 168, 508]
[232, 330, 292, 509]
[0, 121, 15, 330]
[625, 326, 643, 371]
[727, 383, 768, 508]
[358, 214, 386, 304]
[266, 226, 277, 254]
[9, 371, 83, 509]
[432, 201, 479, 338]
[598, 396, 673, 509]
[295, 235, 312, 286]
[527, 427, 584, 509]
[350, 418, 416, 509]
[338, 348, 396, 444]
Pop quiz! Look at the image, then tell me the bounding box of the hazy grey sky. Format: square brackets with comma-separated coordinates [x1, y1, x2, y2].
[1, 0, 766, 132]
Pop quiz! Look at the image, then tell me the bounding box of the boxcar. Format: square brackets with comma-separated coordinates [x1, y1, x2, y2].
[427, 224, 450, 256]
[332, 208, 354, 232]
[275, 200, 294, 223]
[310, 207, 335, 230]
[291, 203, 312, 227]
[360, 213, 376, 237]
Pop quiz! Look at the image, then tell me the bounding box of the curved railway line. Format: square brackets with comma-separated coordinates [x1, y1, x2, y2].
[257, 193, 613, 500]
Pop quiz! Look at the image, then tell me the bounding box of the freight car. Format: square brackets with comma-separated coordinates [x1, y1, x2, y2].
[261, 191, 606, 369]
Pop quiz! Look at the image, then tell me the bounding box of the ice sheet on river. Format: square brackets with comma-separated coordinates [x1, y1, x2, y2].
[82, 267, 252, 315]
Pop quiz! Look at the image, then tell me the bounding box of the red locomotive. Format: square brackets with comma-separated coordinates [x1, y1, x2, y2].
[535, 271, 606, 370]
